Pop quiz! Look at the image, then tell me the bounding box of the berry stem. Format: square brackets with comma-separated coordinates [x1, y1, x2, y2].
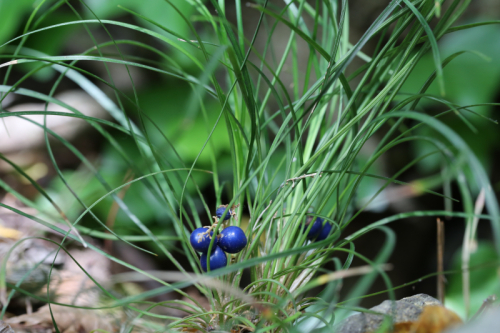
[229, 203, 241, 221]
[202, 217, 219, 234]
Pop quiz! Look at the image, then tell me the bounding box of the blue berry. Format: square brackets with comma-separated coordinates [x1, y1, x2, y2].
[200, 246, 227, 271]
[190, 227, 216, 253]
[216, 206, 232, 220]
[316, 222, 333, 241]
[303, 217, 323, 240]
[219, 226, 247, 253]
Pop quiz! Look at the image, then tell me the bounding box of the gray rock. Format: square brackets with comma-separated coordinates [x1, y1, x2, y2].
[335, 294, 441, 333]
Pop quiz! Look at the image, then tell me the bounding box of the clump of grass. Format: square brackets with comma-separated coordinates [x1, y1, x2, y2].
[0, 0, 499, 332]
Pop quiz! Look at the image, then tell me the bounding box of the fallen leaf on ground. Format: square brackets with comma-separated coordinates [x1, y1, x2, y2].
[409, 305, 462, 333]
[0, 225, 21, 240]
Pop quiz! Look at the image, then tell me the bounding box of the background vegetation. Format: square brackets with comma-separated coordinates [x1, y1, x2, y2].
[0, 0, 499, 332]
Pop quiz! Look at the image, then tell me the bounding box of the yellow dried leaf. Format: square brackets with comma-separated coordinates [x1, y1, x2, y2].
[0, 225, 21, 240]
[410, 305, 462, 333]
[392, 322, 414, 333]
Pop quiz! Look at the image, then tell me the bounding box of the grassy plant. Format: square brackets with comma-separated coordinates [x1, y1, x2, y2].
[0, 0, 499, 332]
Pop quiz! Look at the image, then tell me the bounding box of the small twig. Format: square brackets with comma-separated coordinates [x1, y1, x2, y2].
[0, 60, 18, 69]
[437, 218, 445, 304]
[282, 172, 322, 189]
[209, 313, 218, 325]
[469, 188, 486, 252]
[229, 203, 240, 221]
[25, 298, 32, 315]
[203, 218, 218, 234]
[462, 188, 486, 317]
[253, 200, 272, 232]
[470, 295, 497, 321]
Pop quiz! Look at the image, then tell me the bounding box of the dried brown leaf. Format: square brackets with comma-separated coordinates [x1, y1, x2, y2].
[410, 305, 462, 333]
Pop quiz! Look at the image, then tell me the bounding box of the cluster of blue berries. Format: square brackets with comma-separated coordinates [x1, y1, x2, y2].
[190, 206, 247, 272]
[303, 216, 334, 241]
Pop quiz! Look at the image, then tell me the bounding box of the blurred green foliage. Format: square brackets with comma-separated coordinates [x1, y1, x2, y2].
[0, 0, 36, 45]
[402, 23, 500, 177]
[83, 0, 201, 70]
[83, 0, 193, 37]
[136, 83, 231, 165]
[0, 0, 230, 238]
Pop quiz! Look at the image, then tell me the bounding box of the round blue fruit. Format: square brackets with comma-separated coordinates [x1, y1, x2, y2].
[190, 227, 216, 253]
[216, 206, 232, 220]
[316, 222, 333, 241]
[303, 217, 323, 240]
[219, 226, 247, 253]
[200, 246, 227, 272]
